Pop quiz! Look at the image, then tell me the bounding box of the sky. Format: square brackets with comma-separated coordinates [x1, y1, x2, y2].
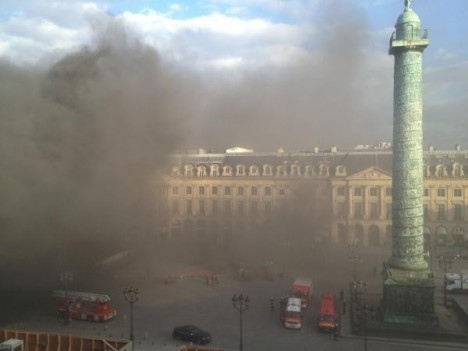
[0, 0, 467, 152]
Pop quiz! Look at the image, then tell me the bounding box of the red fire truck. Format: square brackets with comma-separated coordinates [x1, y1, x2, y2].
[52, 290, 117, 322]
[317, 291, 338, 332]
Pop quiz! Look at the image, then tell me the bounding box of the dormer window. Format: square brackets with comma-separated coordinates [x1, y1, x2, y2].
[197, 165, 207, 177]
[277, 165, 287, 177]
[171, 166, 181, 177]
[184, 164, 194, 177]
[210, 164, 220, 177]
[223, 165, 233, 176]
[336, 165, 346, 176]
[452, 163, 464, 177]
[236, 165, 246, 176]
[290, 165, 301, 176]
[319, 164, 329, 177]
[304, 165, 314, 177]
[263, 165, 273, 176]
[435, 165, 446, 177]
[249, 165, 259, 176]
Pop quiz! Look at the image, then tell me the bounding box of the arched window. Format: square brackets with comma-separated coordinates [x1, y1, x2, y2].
[436, 225, 447, 245]
[338, 223, 347, 244]
[354, 224, 364, 245]
[368, 225, 380, 247]
[452, 226, 465, 245]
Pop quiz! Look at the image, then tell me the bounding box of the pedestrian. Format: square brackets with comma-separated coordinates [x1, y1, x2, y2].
[373, 266, 377, 278]
[270, 297, 275, 311]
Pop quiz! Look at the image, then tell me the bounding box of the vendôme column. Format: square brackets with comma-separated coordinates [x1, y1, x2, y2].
[382, 0, 437, 325]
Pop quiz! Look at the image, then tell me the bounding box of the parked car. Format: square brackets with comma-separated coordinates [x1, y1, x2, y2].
[172, 325, 211, 345]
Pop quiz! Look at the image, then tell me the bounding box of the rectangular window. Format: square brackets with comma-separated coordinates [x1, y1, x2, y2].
[337, 187, 345, 196]
[370, 203, 379, 219]
[454, 204, 463, 220]
[199, 186, 205, 195]
[369, 187, 378, 197]
[251, 201, 258, 216]
[238, 187, 244, 196]
[278, 188, 286, 196]
[423, 204, 429, 220]
[354, 187, 362, 196]
[437, 188, 446, 197]
[437, 204, 446, 220]
[186, 199, 192, 215]
[186, 186, 192, 195]
[199, 199, 205, 215]
[354, 203, 363, 219]
[251, 186, 258, 196]
[237, 201, 244, 215]
[224, 186, 231, 196]
[265, 186, 272, 196]
[424, 188, 429, 197]
[386, 204, 392, 219]
[337, 202, 345, 218]
[386, 187, 392, 197]
[172, 187, 179, 195]
[172, 200, 179, 215]
[212, 186, 218, 195]
[224, 200, 231, 214]
[212, 199, 218, 215]
[454, 188, 463, 197]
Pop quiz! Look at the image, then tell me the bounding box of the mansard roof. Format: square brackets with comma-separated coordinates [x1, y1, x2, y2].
[168, 149, 468, 177]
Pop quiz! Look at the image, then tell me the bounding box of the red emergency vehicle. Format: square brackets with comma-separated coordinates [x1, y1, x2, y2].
[291, 277, 313, 309]
[52, 290, 117, 322]
[317, 291, 338, 332]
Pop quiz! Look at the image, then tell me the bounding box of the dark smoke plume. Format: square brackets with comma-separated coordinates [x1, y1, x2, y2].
[0, 18, 197, 287]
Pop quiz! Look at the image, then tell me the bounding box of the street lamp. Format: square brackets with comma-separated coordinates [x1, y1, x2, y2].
[232, 293, 249, 351]
[59, 271, 73, 323]
[438, 255, 452, 307]
[356, 303, 369, 351]
[123, 287, 140, 351]
[348, 242, 362, 281]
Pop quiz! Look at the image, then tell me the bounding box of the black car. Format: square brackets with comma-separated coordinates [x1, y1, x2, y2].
[172, 325, 211, 345]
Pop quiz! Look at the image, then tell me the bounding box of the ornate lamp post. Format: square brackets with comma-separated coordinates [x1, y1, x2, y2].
[356, 303, 369, 351]
[232, 293, 249, 351]
[123, 287, 140, 351]
[59, 271, 73, 323]
[438, 256, 452, 307]
[348, 242, 362, 281]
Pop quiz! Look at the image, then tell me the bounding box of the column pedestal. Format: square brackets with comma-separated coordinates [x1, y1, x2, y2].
[382, 262, 438, 326]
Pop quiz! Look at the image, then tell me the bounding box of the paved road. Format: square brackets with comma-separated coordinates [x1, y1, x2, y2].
[3, 242, 468, 351]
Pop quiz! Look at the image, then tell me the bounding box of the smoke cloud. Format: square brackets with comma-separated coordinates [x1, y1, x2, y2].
[0, 18, 197, 284]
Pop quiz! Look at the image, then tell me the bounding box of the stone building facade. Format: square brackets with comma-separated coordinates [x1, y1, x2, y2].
[158, 147, 468, 248]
